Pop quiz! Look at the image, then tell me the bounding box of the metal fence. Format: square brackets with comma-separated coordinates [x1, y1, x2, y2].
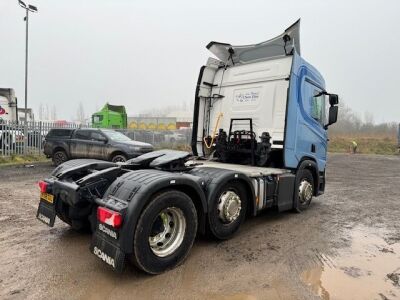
[116, 128, 192, 148]
[0, 120, 192, 157]
[0, 121, 86, 157]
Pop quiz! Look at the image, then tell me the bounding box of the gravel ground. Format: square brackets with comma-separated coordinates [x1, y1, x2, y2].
[0, 153, 399, 300]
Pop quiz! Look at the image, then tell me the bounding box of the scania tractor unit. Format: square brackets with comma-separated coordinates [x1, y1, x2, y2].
[36, 20, 339, 274]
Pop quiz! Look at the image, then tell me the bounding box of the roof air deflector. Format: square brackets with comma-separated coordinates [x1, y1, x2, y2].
[206, 19, 301, 65]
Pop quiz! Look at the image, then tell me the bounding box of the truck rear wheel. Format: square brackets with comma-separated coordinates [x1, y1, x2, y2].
[207, 182, 247, 240]
[131, 190, 197, 274]
[294, 169, 314, 212]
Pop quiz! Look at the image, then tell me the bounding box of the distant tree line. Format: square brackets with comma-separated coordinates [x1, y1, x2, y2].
[330, 102, 398, 137]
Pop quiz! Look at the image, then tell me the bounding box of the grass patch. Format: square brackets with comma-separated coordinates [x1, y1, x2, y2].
[0, 154, 50, 166]
[329, 135, 399, 155]
[156, 138, 400, 156]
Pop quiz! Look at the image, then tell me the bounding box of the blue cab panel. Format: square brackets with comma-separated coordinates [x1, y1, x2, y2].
[284, 52, 328, 172]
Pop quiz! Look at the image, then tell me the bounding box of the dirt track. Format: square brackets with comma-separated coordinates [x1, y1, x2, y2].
[0, 153, 399, 300]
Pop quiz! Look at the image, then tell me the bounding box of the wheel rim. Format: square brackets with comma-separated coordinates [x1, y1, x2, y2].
[149, 207, 186, 257]
[298, 179, 313, 204]
[54, 152, 65, 164]
[217, 190, 242, 224]
[113, 156, 126, 162]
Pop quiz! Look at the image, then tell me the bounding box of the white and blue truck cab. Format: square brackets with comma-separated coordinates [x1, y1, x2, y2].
[36, 20, 338, 274]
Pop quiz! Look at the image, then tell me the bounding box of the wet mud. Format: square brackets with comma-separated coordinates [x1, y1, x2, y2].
[302, 226, 400, 299]
[0, 153, 399, 299]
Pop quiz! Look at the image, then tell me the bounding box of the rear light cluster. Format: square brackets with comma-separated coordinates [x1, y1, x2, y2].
[97, 207, 122, 228]
[38, 180, 48, 193]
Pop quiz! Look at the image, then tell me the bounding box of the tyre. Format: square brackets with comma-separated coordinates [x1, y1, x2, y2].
[130, 190, 198, 274]
[111, 153, 127, 163]
[207, 181, 247, 240]
[293, 169, 314, 213]
[52, 150, 68, 166]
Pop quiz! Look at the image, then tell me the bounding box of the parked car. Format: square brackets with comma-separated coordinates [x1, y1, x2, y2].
[0, 123, 24, 150]
[164, 131, 187, 143]
[43, 128, 154, 165]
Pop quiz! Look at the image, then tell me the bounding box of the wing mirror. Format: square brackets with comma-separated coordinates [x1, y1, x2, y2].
[329, 94, 339, 106]
[321, 93, 339, 129]
[324, 94, 339, 129]
[325, 105, 338, 129]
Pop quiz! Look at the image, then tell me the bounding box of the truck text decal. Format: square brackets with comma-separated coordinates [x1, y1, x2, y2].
[98, 223, 118, 239]
[93, 246, 115, 268]
[37, 213, 50, 225]
[235, 91, 259, 103]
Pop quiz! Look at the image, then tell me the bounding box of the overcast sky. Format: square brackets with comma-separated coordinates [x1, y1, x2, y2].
[1, 0, 399, 123]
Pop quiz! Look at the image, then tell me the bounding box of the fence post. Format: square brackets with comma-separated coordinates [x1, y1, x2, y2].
[23, 121, 28, 155]
[39, 121, 42, 156]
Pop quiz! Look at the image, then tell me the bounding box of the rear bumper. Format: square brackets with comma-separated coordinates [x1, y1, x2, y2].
[90, 231, 126, 272]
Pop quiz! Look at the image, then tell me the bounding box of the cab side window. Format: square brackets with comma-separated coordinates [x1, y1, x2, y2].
[311, 90, 325, 125]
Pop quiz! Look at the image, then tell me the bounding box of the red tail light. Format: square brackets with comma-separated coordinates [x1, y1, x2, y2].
[97, 207, 122, 228]
[38, 180, 48, 193]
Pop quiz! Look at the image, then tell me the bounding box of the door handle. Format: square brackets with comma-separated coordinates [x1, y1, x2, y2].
[311, 144, 316, 153]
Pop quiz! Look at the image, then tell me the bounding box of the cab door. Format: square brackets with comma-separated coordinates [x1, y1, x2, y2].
[298, 79, 328, 170]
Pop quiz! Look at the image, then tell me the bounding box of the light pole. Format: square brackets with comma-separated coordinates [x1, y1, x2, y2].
[18, 0, 37, 153]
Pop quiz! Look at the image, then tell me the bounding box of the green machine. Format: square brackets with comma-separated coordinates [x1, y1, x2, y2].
[92, 103, 127, 129]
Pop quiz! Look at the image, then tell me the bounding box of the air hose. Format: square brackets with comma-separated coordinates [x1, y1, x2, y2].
[203, 113, 223, 149]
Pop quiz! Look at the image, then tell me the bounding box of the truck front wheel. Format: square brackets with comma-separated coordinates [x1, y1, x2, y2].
[294, 169, 314, 212]
[131, 190, 198, 274]
[207, 182, 247, 240]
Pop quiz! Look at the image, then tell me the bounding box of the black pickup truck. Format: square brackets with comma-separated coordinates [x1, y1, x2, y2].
[43, 128, 154, 165]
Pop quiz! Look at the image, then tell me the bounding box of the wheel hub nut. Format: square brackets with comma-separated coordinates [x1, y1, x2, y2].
[218, 191, 241, 223]
[299, 180, 313, 203]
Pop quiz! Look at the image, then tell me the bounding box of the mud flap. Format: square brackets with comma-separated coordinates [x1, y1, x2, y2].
[90, 233, 125, 272]
[277, 173, 295, 212]
[36, 201, 56, 227]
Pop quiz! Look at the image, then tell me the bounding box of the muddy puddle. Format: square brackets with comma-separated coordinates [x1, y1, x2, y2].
[302, 226, 400, 300]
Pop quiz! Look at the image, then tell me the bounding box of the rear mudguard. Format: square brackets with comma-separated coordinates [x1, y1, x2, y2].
[97, 169, 208, 254]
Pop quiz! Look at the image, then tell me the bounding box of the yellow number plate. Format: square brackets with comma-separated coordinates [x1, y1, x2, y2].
[40, 192, 54, 204]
